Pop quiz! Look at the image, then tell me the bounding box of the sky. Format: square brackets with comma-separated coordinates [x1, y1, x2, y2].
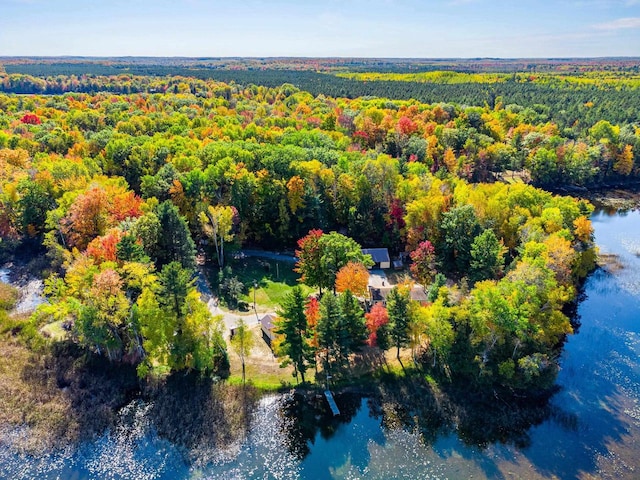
[1, 0, 640, 58]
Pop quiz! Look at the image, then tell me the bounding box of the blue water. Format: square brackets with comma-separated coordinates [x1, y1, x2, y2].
[2, 209, 640, 479]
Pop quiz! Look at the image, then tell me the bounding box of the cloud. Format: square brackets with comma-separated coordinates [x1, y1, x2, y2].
[594, 17, 640, 30]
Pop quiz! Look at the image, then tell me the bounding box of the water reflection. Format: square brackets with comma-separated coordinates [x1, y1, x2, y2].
[1, 209, 640, 479]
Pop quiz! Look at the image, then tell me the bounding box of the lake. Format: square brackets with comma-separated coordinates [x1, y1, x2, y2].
[1, 209, 640, 479]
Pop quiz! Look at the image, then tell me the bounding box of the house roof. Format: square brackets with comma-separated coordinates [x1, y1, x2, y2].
[369, 287, 392, 302]
[361, 248, 390, 264]
[369, 286, 429, 303]
[260, 313, 277, 332]
[410, 287, 429, 302]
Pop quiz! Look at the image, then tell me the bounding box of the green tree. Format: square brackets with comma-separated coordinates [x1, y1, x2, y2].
[136, 287, 173, 378]
[158, 262, 193, 321]
[387, 286, 411, 361]
[154, 201, 196, 271]
[423, 301, 454, 368]
[337, 290, 367, 360]
[319, 232, 373, 293]
[220, 276, 244, 309]
[439, 204, 481, 273]
[116, 233, 149, 263]
[296, 230, 372, 293]
[427, 273, 447, 303]
[317, 292, 341, 374]
[470, 229, 505, 283]
[276, 286, 313, 383]
[16, 179, 54, 236]
[132, 211, 161, 262]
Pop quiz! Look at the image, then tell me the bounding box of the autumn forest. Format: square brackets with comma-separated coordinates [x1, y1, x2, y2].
[0, 58, 637, 403]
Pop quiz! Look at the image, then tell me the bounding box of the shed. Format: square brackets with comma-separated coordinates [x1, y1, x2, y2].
[362, 248, 391, 269]
[260, 313, 277, 346]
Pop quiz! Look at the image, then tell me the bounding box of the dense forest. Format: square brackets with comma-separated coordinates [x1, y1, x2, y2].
[0, 69, 610, 393]
[2, 59, 640, 131]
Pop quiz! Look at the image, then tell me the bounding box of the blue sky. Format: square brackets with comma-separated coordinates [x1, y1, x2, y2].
[1, 0, 639, 57]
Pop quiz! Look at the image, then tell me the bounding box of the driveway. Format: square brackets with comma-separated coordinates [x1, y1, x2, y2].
[368, 269, 390, 288]
[195, 269, 270, 337]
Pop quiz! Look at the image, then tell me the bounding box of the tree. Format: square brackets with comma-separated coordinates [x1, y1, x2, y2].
[422, 301, 454, 368]
[230, 319, 254, 385]
[16, 179, 54, 236]
[335, 261, 370, 297]
[220, 276, 244, 309]
[61, 187, 111, 250]
[61, 186, 143, 251]
[427, 273, 447, 302]
[410, 240, 437, 287]
[155, 201, 196, 271]
[337, 290, 367, 358]
[305, 296, 321, 371]
[199, 204, 237, 269]
[158, 262, 193, 321]
[386, 286, 411, 361]
[116, 233, 149, 263]
[296, 230, 372, 293]
[614, 144, 634, 176]
[174, 290, 228, 375]
[295, 229, 324, 292]
[365, 302, 390, 349]
[86, 229, 123, 263]
[132, 212, 161, 262]
[439, 204, 481, 273]
[319, 232, 373, 293]
[286, 175, 306, 214]
[469, 229, 505, 283]
[276, 286, 313, 383]
[136, 286, 173, 378]
[317, 292, 341, 373]
[75, 268, 130, 361]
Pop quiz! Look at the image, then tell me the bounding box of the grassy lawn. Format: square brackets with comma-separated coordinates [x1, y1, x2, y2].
[227, 325, 315, 391]
[229, 257, 315, 311]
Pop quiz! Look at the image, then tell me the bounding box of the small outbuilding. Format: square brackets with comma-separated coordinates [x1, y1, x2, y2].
[362, 248, 391, 269]
[260, 313, 277, 346]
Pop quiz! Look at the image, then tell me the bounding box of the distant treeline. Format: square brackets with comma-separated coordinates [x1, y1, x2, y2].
[3, 63, 640, 130]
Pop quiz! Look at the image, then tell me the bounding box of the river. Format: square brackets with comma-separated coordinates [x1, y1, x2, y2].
[1, 209, 640, 479]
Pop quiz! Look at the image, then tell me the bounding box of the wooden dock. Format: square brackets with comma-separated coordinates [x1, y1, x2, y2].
[324, 390, 340, 416]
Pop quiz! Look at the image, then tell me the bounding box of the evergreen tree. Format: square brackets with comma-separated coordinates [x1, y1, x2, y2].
[276, 286, 313, 383]
[427, 273, 447, 303]
[317, 293, 341, 373]
[338, 290, 367, 356]
[116, 233, 149, 263]
[387, 286, 411, 361]
[154, 201, 196, 271]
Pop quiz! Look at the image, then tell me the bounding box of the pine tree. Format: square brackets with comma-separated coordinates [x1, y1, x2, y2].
[387, 286, 411, 361]
[276, 286, 313, 383]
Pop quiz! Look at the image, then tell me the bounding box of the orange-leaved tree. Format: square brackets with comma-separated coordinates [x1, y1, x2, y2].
[335, 261, 370, 297]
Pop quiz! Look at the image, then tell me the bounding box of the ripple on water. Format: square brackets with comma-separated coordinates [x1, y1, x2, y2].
[202, 395, 300, 480]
